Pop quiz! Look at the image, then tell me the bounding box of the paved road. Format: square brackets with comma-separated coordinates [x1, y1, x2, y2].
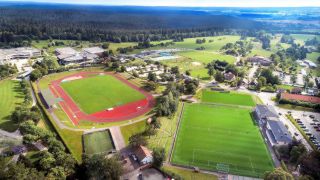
[0, 129, 22, 140]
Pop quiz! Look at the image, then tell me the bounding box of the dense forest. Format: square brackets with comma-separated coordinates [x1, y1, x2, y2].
[0, 3, 267, 47]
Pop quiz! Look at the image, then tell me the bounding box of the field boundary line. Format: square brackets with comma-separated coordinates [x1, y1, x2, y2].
[200, 102, 253, 109]
[168, 102, 185, 162]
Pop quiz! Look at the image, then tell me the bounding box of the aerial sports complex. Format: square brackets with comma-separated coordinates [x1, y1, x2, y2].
[41, 71, 155, 125]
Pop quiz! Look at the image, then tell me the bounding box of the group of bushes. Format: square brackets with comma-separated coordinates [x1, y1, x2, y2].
[279, 99, 320, 111]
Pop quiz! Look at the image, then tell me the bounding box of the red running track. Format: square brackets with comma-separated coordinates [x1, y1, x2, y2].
[49, 72, 155, 125]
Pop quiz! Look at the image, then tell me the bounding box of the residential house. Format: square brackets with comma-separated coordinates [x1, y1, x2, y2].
[135, 145, 153, 165]
[224, 72, 235, 81]
[247, 56, 272, 66]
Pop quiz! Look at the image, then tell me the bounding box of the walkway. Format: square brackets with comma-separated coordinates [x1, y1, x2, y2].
[110, 126, 126, 150]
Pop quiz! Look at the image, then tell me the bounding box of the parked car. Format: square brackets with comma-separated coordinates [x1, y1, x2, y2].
[309, 115, 315, 119]
[294, 132, 299, 136]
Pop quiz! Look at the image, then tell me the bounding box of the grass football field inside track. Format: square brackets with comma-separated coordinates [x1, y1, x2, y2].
[202, 90, 256, 107]
[60, 74, 145, 114]
[172, 103, 274, 177]
[83, 130, 114, 155]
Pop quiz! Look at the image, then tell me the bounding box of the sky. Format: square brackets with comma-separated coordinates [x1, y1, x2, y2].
[6, 0, 320, 7]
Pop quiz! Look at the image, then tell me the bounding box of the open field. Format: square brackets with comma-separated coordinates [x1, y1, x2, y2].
[83, 130, 114, 155]
[60, 74, 145, 114]
[172, 103, 274, 177]
[0, 80, 24, 132]
[178, 51, 235, 64]
[201, 90, 256, 107]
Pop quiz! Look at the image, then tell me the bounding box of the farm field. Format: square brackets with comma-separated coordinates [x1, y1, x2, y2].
[172, 103, 274, 177]
[201, 90, 256, 107]
[60, 74, 145, 114]
[0, 80, 25, 132]
[83, 130, 114, 155]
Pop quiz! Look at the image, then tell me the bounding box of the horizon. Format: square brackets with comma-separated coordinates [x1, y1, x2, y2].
[3, 0, 320, 7]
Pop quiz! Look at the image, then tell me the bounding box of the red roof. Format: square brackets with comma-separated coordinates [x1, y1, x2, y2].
[135, 146, 152, 160]
[281, 93, 320, 104]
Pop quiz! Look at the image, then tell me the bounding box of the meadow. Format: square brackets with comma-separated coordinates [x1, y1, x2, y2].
[201, 90, 256, 107]
[172, 103, 274, 177]
[61, 74, 145, 114]
[83, 130, 114, 155]
[0, 80, 24, 132]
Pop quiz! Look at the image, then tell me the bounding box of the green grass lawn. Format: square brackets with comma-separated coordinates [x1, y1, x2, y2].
[163, 165, 218, 180]
[201, 90, 256, 107]
[120, 120, 146, 145]
[61, 74, 145, 114]
[178, 51, 236, 64]
[0, 80, 25, 132]
[172, 103, 274, 177]
[83, 130, 114, 155]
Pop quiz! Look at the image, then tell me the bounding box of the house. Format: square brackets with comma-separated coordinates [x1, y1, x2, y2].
[266, 119, 292, 146]
[291, 87, 303, 94]
[247, 56, 272, 66]
[134, 145, 153, 165]
[280, 93, 320, 104]
[224, 72, 235, 81]
[303, 60, 317, 68]
[253, 105, 278, 124]
[83, 47, 105, 57]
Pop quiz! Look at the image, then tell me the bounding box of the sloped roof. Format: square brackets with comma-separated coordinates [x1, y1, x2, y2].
[267, 119, 292, 144]
[135, 145, 152, 161]
[255, 105, 278, 119]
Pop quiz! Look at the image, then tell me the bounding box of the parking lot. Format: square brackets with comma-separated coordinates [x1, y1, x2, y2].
[290, 111, 320, 150]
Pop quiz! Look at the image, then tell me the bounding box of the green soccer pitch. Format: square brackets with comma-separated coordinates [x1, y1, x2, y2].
[83, 130, 114, 155]
[202, 90, 256, 107]
[171, 103, 274, 177]
[60, 75, 145, 114]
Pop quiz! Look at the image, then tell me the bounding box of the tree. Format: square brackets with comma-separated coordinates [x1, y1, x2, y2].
[84, 155, 123, 180]
[258, 76, 267, 87]
[129, 133, 147, 148]
[300, 151, 320, 180]
[214, 71, 224, 82]
[111, 62, 119, 70]
[264, 168, 294, 180]
[207, 67, 215, 77]
[29, 69, 42, 81]
[152, 148, 165, 168]
[102, 42, 110, 49]
[147, 72, 157, 82]
[185, 70, 191, 76]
